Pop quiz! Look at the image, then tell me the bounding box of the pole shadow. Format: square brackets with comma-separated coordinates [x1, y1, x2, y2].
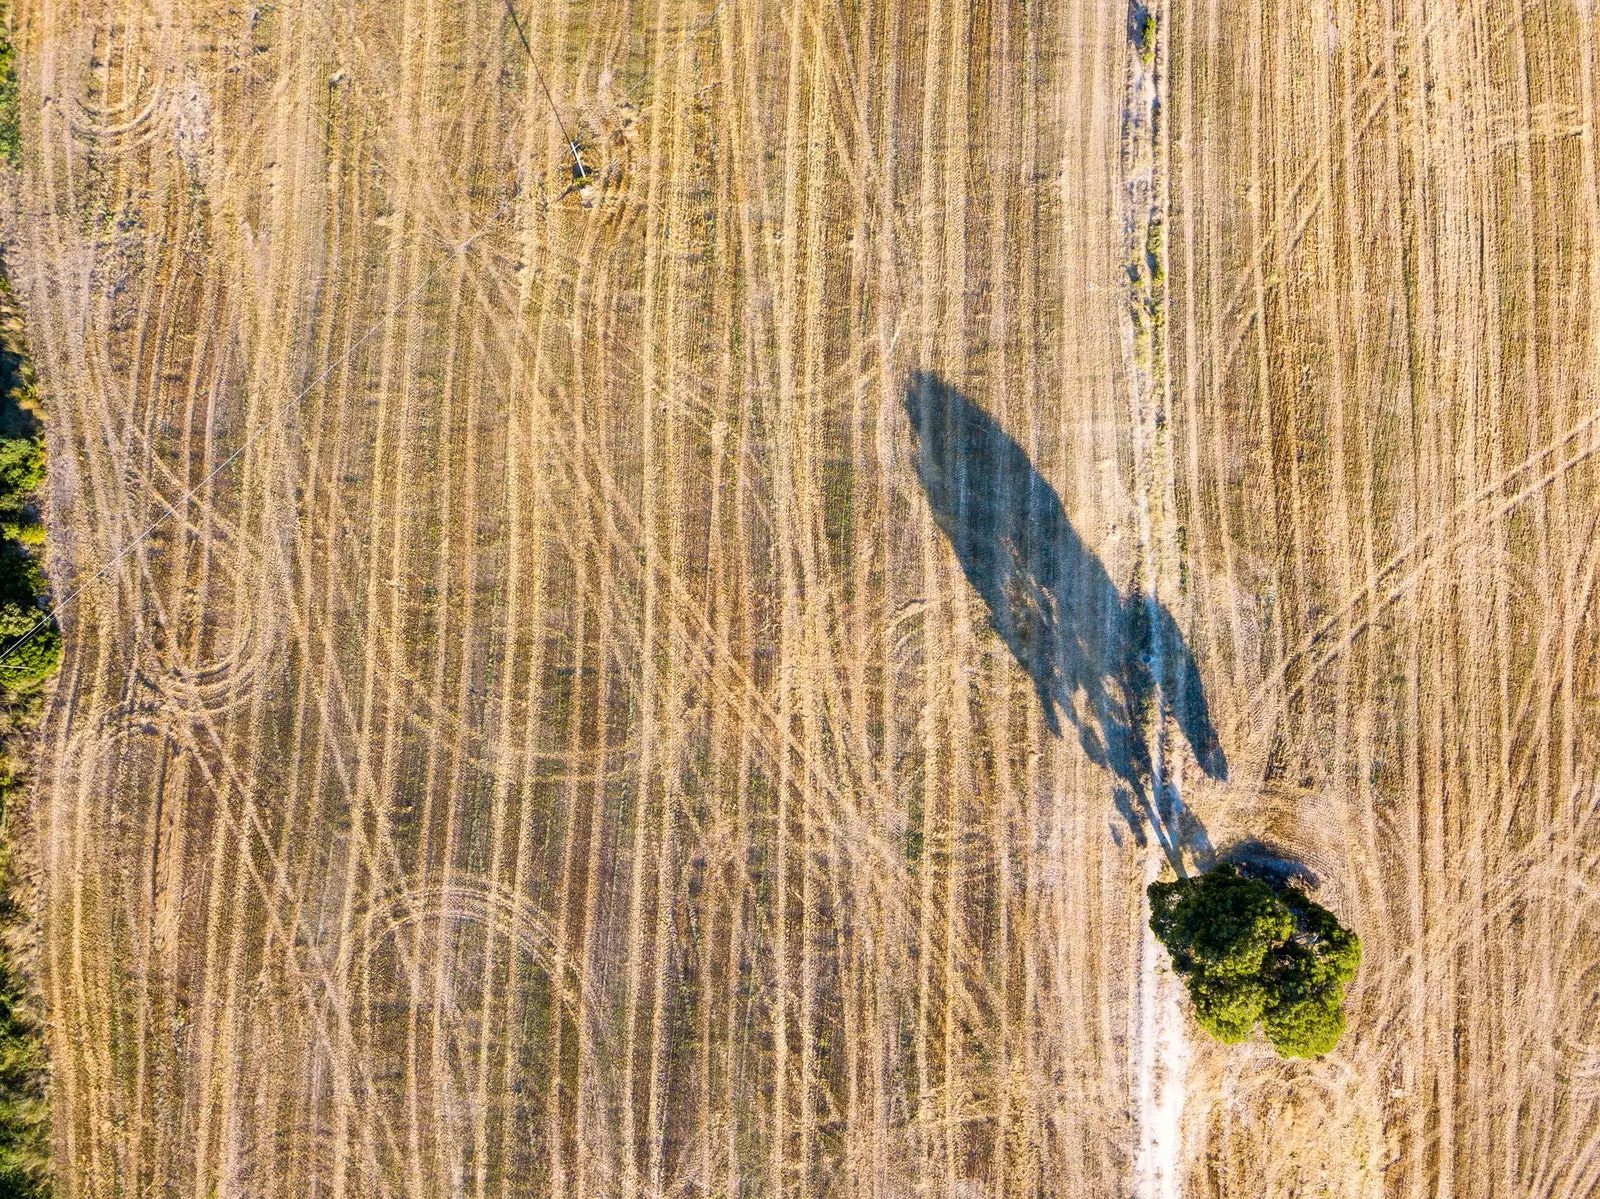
[903, 371, 1227, 871]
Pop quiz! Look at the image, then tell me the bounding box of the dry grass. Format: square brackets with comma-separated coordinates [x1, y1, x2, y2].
[4, 0, 1600, 1195]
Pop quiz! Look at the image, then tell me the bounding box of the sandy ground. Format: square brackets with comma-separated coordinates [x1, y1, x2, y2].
[4, 0, 1600, 1195]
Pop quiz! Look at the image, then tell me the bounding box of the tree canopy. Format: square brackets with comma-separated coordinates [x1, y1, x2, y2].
[1148, 863, 1360, 1058]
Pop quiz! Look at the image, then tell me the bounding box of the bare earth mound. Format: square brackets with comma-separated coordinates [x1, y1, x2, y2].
[5, 0, 1600, 1195]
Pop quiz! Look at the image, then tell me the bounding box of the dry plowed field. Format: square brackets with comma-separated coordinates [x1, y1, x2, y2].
[6, 0, 1600, 1194]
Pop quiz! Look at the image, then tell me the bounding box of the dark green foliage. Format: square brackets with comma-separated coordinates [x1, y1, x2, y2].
[0, 19, 17, 170]
[1262, 989, 1346, 1059]
[1138, 10, 1158, 65]
[1149, 867, 1292, 976]
[0, 440, 42, 507]
[0, 520, 43, 549]
[0, 244, 56, 1196]
[0, 855, 49, 1196]
[1148, 864, 1361, 1058]
[0, 287, 57, 706]
[0, 544, 43, 612]
[1187, 970, 1268, 1044]
[0, 606, 55, 692]
[0, 536, 56, 693]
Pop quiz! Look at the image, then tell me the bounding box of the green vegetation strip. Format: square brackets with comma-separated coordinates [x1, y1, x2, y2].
[1149, 863, 1361, 1059]
[0, 4, 17, 169]
[0, 248, 60, 1192]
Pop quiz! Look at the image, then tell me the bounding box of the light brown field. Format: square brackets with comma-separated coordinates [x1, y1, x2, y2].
[5, 0, 1600, 1194]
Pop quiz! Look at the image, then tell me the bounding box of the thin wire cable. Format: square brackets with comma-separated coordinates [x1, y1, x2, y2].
[0, 204, 511, 673]
[503, 0, 588, 179]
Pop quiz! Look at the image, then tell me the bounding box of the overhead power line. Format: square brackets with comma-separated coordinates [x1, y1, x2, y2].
[503, 0, 589, 180]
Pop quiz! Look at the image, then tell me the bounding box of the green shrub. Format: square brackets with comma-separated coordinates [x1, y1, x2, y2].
[1139, 12, 1158, 65]
[0, 439, 41, 505]
[0, 606, 57, 692]
[0, 521, 42, 548]
[0, 180, 53, 1196]
[1262, 990, 1346, 1058]
[1146, 217, 1166, 286]
[0, 938, 49, 1197]
[1149, 863, 1361, 1058]
[0, 545, 41, 612]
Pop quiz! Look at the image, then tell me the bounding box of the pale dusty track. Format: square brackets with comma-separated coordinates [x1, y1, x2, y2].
[5, 0, 1599, 1196]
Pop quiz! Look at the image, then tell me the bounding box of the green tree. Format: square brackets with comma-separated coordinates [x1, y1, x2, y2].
[1148, 863, 1361, 1058]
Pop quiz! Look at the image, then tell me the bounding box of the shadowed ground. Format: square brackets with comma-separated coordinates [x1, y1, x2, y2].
[904, 370, 1225, 868]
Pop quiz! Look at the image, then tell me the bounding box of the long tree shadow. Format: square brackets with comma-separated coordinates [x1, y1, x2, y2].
[904, 371, 1227, 871]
